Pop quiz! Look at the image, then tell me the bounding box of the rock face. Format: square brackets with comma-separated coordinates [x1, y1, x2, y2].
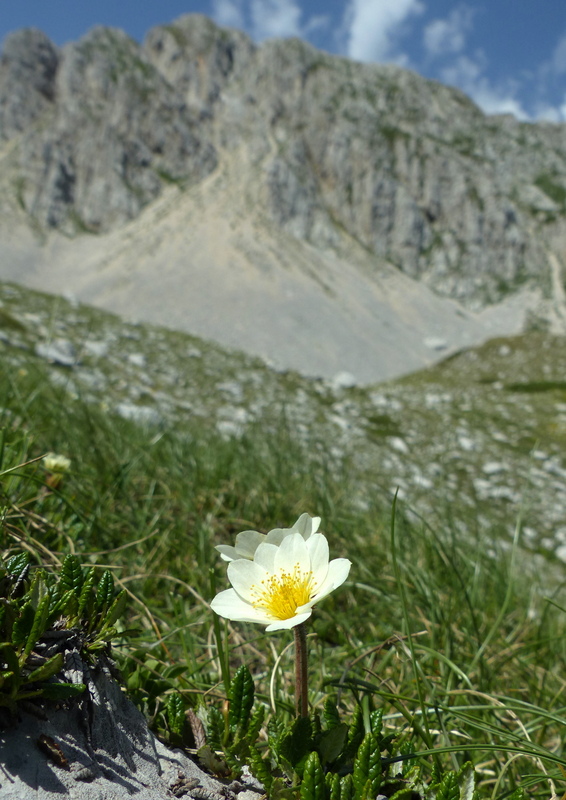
[1, 24, 216, 233]
[1, 14, 566, 381]
[0, 652, 262, 800]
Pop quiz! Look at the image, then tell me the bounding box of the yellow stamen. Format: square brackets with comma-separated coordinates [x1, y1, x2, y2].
[251, 563, 314, 620]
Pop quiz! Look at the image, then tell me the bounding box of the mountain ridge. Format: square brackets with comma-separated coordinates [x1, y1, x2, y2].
[1, 14, 566, 382]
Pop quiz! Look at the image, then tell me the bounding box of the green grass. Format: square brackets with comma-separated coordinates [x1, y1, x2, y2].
[1, 283, 566, 796]
[1, 348, 566, 797]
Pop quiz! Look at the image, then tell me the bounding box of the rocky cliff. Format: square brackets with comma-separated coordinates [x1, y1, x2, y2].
[1, 15, 566, 381]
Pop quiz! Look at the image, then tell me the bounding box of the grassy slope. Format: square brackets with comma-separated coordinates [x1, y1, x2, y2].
[1, 280, 566, 796]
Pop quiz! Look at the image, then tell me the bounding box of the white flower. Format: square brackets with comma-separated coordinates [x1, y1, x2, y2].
[43, 452, 71, 473]
[216, 512, 321, 562]
[210, 531, 351, 632]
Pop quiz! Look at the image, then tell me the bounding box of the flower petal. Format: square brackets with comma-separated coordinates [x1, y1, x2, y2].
[274, 532, 309, 574]
[210, 589, 271, 624]
[305, 534, 329, 589]
[215, 544, 239, 562]
[254, 542, 278, 573]
[293, 513, 321, 538]
[310, 557, 351, 604]
[265, 610, 313, 631]
[227, 558, 267, 602]
[234, 530, 265, 559]
[264, 527, 293, 547]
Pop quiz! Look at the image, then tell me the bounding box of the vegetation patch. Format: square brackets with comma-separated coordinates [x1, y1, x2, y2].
[534, 172, 566, 208]
[0, 283, 565, 796]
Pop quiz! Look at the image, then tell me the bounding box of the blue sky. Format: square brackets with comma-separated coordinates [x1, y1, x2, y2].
[2, 1, 566, 121]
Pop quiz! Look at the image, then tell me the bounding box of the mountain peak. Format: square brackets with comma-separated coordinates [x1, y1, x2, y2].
[1, 14, 565, 382]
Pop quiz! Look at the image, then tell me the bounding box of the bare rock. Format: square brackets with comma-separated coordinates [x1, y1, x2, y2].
[0, 660, 261, 800]
[35, 338, 78, 366]
[4, 25, 217, 232]
[0, 28, 59, 140]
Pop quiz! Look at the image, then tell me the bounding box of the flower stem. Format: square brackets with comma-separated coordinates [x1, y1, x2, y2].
[294, 622, 309, 717]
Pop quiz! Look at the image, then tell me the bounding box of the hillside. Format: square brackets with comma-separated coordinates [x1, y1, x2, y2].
[1, 280, 564, 562]
[1, 16, 566, 382]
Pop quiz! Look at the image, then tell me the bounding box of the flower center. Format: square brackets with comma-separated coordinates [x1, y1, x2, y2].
[250, 564, 314, 620]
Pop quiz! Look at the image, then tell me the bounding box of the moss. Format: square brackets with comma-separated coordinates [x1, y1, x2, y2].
[379, 125, 409, 147]
[534, 173, 566, 208]
[364, 412, 402, 439]
[161, 24, 189, 49]
[504, 380, 566, 394]
[0, 308, 27, 332]
[467, 185, 484, 211]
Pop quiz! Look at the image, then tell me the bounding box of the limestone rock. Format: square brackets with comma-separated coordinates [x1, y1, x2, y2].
[1, 25, 217, 233]
[0, 28, 59, 140]
[2, 13, 566, 352]
[0, 657, 262, 800]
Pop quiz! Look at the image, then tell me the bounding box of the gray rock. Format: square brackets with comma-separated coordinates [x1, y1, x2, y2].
[330, 371, 357, 389]
[424, 337, 449, 351]
[35, 338, 78, 366]
[3, 25, 217, 232]
[0, 28, 59, 140]
[0, 659, 263, 800]
[115, 401, 162, 426]
[127, 352, 147, 368]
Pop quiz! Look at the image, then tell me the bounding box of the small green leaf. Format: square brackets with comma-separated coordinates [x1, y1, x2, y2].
[247, 745, 273, 792]
[353, 733, 381, 800]
[59, 554, 84, 596]
[278, 715, 314, 771]
[229, 664, 255, 733]
[39, 682, 86, 700]
[369, 709, 383, 739]
[47, 589, 75, 626]
[167, 693, 186, 737]
[28, 569, 49, 607]
[339, 774, 355, 800]
[301, 751, 325, 800]
[347, 705, 365, 755]
[11, 601, 35, 649]
[318, 723, 348, 765]
[22, 594, 50, 660]
[0, 642, 19, 673]
[434, 772, 460, 800]
[326, 771, 340, 800]
[77, 568, 96, 619]
[246, 704, 265, 745]
[95, 570, 115, 612]
[98, 589, 127, 632]
[25, 652, 64, 684]
[457, 763, 475, 800]
[323, 697, 341, 730]
[206, 705, 224, 752]
[6, 552, 30, 579]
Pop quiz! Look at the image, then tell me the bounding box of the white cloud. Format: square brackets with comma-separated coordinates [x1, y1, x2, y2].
[212, 0, 245, 29]
[440, 55, 529, 120]
[250, 0, 302, 40]
[531, 102, 566, 122]
[423, 6, 474, 58]
[212, 0, 329, 44]
[551, 33, 566, 74]
[523, 30, 566, 120]
[470, 86, 528, 119]
[344, 0, 424, 63]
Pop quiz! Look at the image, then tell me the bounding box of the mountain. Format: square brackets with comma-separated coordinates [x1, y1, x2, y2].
[1, 15, 566, 383]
